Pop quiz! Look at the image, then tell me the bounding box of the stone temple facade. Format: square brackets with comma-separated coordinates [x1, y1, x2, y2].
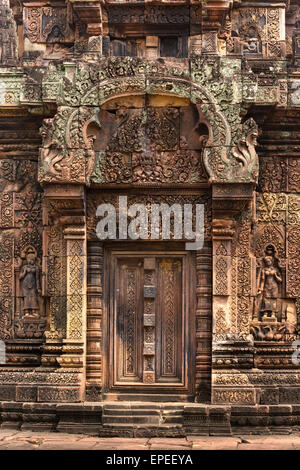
[0, 0, 299, 436]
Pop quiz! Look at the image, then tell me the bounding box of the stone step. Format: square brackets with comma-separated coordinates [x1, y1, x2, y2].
[102, 393, 192, 402]
[102, 401, 184, 427]
[103, 408, 161, 416]
[102, 415, 160, 424]
[99, 423, 185, 438]
[102, 423, 183, 429]
[103, 402, 184, 409]
[103, 403, 160, 410]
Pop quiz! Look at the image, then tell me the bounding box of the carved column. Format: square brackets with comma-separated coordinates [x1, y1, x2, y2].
[86, 241, 103, 400]
[42, 204, 65, 367]
[212, 218, 234, 340]
[195, 245, 212, 403]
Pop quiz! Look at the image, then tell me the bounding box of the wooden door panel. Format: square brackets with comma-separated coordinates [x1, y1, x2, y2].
[156, 258, 182, 383]
[115, 258, 143, 383]
[109, 251, 190, 392]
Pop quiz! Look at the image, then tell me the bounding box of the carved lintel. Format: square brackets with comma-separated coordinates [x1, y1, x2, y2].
[43, 184, 85, 223]
[72, 1, 103, 35]
[43, 184, 85, 201]
[201, 0, 233, 34]
[213, 183, 254, 201]
[212, 183, 255, 219]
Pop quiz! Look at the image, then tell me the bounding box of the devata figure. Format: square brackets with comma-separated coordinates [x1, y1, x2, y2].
[257, 255, 282, 321]
[19, 251, 41, 318]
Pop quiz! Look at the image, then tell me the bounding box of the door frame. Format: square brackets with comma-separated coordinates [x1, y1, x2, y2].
[102, 241, 196, 397]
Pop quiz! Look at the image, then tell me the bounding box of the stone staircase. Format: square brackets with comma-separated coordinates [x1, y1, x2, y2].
[100, 402, 185, 437]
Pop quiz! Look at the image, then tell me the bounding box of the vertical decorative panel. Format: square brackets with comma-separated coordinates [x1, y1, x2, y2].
[143, 258, 156, 384]
[115, 259, 143, 383]
[156, 258, 182, 382]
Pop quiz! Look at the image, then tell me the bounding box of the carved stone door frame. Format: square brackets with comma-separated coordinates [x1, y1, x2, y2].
[102, 242, 196, 399]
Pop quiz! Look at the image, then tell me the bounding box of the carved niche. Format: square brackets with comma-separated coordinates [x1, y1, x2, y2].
[251, 245, 297, 342]
[230, 6, 284, 58]
[0, 153, 45, 342]
[14, 245, 46, 339]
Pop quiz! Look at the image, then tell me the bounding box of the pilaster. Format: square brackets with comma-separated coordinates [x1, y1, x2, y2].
[42, 184, 87, 402]
[211, 183, 256, 405]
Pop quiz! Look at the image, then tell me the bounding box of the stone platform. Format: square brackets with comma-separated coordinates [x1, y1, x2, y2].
[1, 402, 300, 437]
[1, 430, 300, 450]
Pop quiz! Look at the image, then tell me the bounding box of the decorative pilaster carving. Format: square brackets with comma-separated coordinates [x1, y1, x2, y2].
[143, 257, 156, 384]
[211, 184, 256, 404]
[42, 185, 86, 383]
[212, 219, 234, 344]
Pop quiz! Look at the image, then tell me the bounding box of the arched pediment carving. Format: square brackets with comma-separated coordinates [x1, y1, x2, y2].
[38, 58, 259, 186]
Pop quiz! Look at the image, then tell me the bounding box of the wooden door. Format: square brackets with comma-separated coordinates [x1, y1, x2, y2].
[106, 250, 193, 394]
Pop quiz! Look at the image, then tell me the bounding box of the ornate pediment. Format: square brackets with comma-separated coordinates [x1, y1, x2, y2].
[35, 57, 259, 186]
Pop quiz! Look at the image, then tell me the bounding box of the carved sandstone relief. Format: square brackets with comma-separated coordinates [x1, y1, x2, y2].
[37, 59, 259, 186]
[24, 5, 74, 44]
[0, 154, 44, 342]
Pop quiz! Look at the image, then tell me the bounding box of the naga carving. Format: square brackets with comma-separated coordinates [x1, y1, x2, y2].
[232, 118, 259, 182]
[40, 118, 63, 177]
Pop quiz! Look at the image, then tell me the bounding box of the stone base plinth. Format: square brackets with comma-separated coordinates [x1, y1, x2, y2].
[1, 402, 300, 436]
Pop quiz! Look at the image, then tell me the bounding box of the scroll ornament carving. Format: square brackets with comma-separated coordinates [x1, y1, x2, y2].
[287, 226, 300, 298]
[214, 308, 230, 342]
[39, 106, 100, 183]
[258, 157, 287, 193]
[254, 224, 285, 260]
[203, 115, 259, 184]
[24, 6, 74, 44]
[257, 193, 287, 225]
[215, 258, 228, 296]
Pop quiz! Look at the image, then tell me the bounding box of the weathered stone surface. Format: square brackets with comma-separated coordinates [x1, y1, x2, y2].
[1, 429, 300, 449]
[0, 0, 299, 439]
